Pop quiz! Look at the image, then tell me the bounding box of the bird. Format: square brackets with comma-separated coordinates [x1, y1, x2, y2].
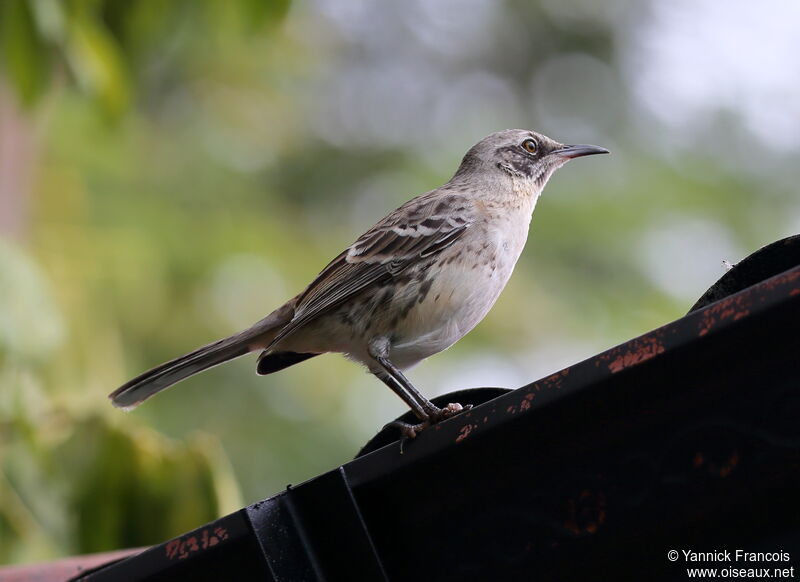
[110, 129, 608, 437]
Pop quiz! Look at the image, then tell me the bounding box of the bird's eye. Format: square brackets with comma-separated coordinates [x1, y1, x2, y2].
[522, 139, 538, 154]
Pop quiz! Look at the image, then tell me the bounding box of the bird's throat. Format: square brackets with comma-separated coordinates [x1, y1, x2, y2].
[509, 175, 542, 213]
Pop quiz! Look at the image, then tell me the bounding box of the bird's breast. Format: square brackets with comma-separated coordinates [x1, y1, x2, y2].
[387, 218, 528, 367]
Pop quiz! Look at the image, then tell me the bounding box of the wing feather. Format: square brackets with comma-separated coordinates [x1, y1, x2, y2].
[266, 192, 471, 348]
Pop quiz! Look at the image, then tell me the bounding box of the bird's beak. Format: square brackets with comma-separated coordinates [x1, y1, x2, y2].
[552, 144, 610, 159]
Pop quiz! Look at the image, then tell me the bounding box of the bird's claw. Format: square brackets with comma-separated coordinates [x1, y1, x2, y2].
[386, 401, 473, 441]
[383, 420, 430, 447]
[434, 402, 472, 421]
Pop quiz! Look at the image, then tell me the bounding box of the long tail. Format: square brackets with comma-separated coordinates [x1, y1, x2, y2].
[109, 302, 295, 410]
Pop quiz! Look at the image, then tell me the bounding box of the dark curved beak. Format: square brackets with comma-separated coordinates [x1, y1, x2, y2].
[553, 144, 610, 159]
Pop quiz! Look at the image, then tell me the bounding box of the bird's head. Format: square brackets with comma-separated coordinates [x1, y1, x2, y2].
[454, 129, 608, 190]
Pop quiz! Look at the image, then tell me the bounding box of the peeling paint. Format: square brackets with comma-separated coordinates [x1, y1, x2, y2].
[520, 393, 535, 411]
[456, 423, 477, 443]
[762, 268, 800, 291]
[541, 369, 569, 388]
[698, 295, 751, 337]
[607, 336, 666, 373]
[165, 527, 229, 560]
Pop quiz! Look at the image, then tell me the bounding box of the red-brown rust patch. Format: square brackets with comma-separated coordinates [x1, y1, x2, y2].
[165, 526, 229, 560]
[697, 294, 751, 337]
[528, 368, 570, 393]
[607, 335, 666, 373]
[520, 392, 535, 411]
[761, 268, 800, 291]
[455, 423, 477, 443]
[542, 368, 569, 388]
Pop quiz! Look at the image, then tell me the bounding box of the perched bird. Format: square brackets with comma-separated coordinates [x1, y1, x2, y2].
[110, 129, 608, 436]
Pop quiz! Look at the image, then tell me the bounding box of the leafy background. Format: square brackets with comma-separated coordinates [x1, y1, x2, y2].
[2, 0, 799, 564]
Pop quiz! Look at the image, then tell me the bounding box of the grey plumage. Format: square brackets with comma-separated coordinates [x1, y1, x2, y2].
[110, 302, 295, 409]
[110, 129, 608, 435]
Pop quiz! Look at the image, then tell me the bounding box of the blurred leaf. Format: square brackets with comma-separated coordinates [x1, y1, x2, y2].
[0, 0, 51, 105]
[62, 0, 130, 117]
[28, 0, 67, 44]
[67, 418, 241, 552]
[115, 0, 191, 64]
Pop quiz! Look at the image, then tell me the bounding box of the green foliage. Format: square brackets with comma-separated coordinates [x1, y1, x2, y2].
[60, 418, 237, 553]
[0, 0, 290, 115]
[0, 240, 241, 563]
[62, 0, 131, 118]
[2, 409, 240, 561]
[0, 0, 48, 104]
[0, 0, 51, 105]
[1, 0, 293, 563]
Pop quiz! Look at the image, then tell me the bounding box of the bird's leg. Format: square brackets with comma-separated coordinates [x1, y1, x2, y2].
[368, 337, 441, 419]
[369, 338, 470, 439]
[373, 371, 433, 440]
[373, 369, 434, 422]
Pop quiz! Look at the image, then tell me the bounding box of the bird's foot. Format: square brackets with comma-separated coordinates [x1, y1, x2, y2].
[433, 402, 472, 422]
[386, 402, 473, 441]
[385, 419, 431, 440]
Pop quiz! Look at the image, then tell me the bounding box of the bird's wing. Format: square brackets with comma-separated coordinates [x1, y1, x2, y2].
[266, 191, 470, 348]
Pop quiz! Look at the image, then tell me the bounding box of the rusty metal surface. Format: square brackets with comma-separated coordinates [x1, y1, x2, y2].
[17, 249, 800, 581]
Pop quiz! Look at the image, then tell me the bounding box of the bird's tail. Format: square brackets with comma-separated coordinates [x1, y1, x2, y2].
[109, 302, 295, 410]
